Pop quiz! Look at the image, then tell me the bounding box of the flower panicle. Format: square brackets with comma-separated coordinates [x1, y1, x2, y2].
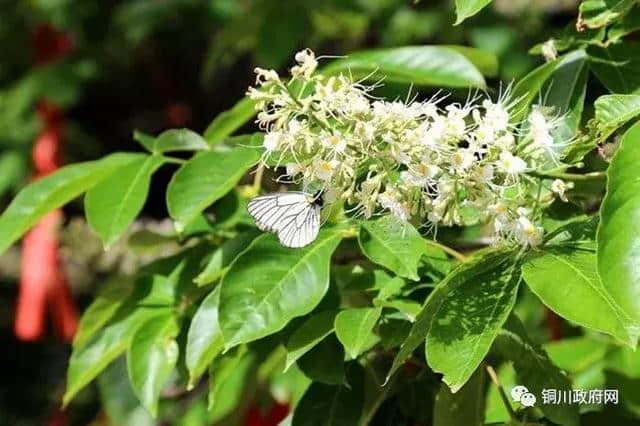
[247, 49, 581, 247]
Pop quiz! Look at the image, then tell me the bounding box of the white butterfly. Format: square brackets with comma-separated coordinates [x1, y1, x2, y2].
[248, 191, 323, 248]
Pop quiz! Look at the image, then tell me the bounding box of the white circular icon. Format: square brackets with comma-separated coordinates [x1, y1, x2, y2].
[511, 385, 529, 402]
[520, 392, 537, 407]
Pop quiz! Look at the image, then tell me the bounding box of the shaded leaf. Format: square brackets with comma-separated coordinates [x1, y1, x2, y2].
[64, 275, 175, 405]
[203, 97, 258, 145]
[208, 348, 255, 418]
[579, 0, 635, 29]
[127, 314, 179, 417]
[292, 365, 364, 426]
[219, 230, 342, 349]
[334, 307, 382, 360]
[298, 334, 346, 385]
[433, 366, 485, 426]
[137, 128, 209, 153]
[73, 276, 135, 350]
[0, 152, 142, 255]
[597, 121, 640, 342]
[386, 248, 516, 384]
[194, 230, 260, 285]
[522, 241, 637, 346]
[186, 287, 224, 387]
[285, 310, 337, 371]
[322, 46, 491, 89]
[454, 0, 492, 25]
[588, 42, 640, 94]
[494, 315, 579, 426]
[594, 94, 640, 139]
[359, 217, 426, 281]
[426, 251, 521, 392]
[85, 155, 165, 249]
[166, 147, 259, 230]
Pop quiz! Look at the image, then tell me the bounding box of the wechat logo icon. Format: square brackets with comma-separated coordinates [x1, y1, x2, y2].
[511, 385, 536, 407]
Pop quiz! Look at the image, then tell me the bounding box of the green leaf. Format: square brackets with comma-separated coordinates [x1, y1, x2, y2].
[185, 287, 224, 387]
[579, 0, 635, 29]
[0, 150, 25, 197]
[127, 314, 179, 417]
[522, 240, 637, 346]
[609, 6, 640, 42]
[97, 358, 155, 426]
[359, 216, 426, 281]
[203, 97, 258, 146]
[64, 275, 175, 405]
[334, 308, 381, 360]
[85, 155, 165, 249]
[285, 310, 337, 371]
[484, 363, 516, 424]
[0, 152, 142, 255]
[426, 251, 521, 392]
[494, 315, 579, 426]
[322, 46, 490, 89]
[433, 366, 485, 426]
[594, 94, 640, 139]
[454, 0, 492, 25]
[386, 249, 516, 384]
[606, 345, 640, 378]
[543, 50, 588, 144]
[194, 231, 260, 285]
[544, 337, 608, 373]
[588, 42, 640, 94]
[598, 121, 640, 340]
[208, 348, 255, 418]
[73, 276, 134, 350]
[297, 334, 346, 385]
[219, 230, 342, 349]
[166, 147, 258, 230]
[511, 50, 587, 125]
[292, 365, 365, 426]
[137, 128, 209, 153]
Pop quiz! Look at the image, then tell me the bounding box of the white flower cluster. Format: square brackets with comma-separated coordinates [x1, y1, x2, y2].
[247, 49, 576, 247]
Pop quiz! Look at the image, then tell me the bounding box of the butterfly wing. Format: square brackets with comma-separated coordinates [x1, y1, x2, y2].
[248, 192, 321, 248]
[276, 203, 321, 248]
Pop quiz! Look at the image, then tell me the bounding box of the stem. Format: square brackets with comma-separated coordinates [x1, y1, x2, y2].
[252, 163, 264, 192]
[486, 365, 517, 422]
[360, 371, 396, 426]
[425, 239, 469, 263]
[528, 171, 606, 182]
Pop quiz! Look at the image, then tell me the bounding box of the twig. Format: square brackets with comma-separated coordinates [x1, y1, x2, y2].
[425, 239, 469, 263]
[252, 163, 265, 193]
[528, 171, 606, 182]
[485, 364, 517, 422]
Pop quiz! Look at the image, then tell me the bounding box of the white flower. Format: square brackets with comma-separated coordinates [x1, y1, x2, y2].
[551, 179, 573, 202]
[254, 67, 280, 85]
[321, 132, 347, 153]
[263, 131, 282, 151]
[401, 163, 439, 187]
[476, 165, 494, 183]
[515, 215, 543, 246]
[451, 149, 474, 172]
[291, 49, 318, 78]
[495, 133, 515, 150]
[313, 158, 338, 181]
[378, 189, 410, 221]
[497, 151, 527, 175]
[482, 99, 510, 132]
[286, 162, 302, 177]
[541, 39, 558, 62]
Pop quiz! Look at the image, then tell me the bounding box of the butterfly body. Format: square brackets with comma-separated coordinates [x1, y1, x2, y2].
[248, 191, 322, 248]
